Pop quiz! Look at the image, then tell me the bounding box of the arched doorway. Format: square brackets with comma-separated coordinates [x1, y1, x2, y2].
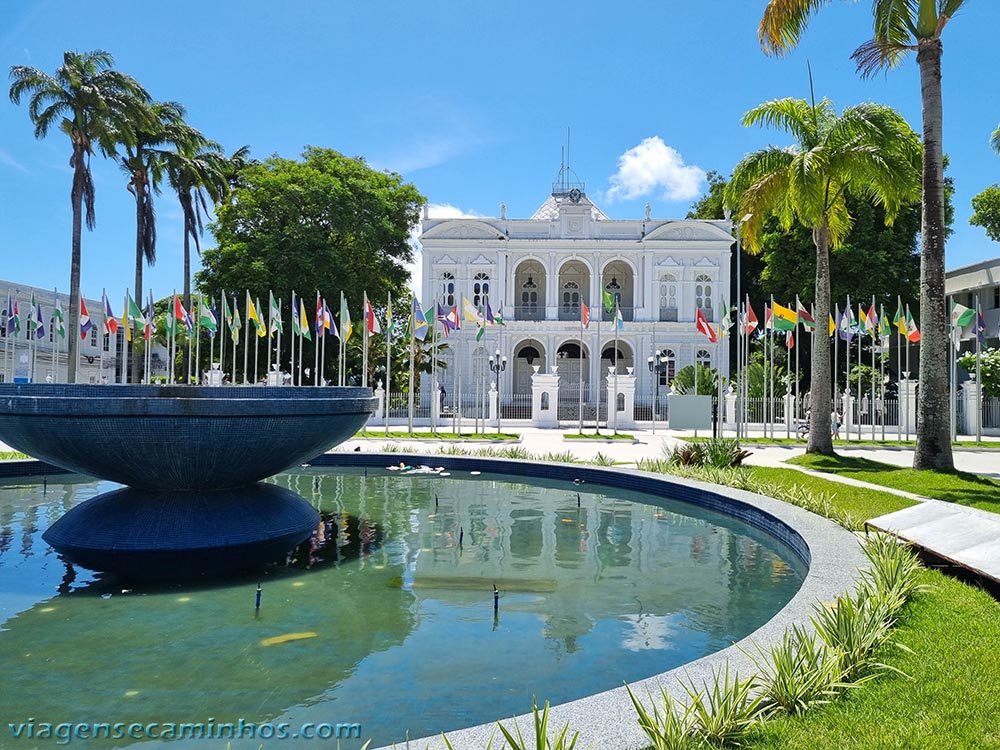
[513, 339, 546, 395]
[601, 260, 635, 321]
[556, 340, 589, 421]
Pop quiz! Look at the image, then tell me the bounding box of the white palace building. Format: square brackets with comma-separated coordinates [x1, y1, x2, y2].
[419, 176, 734, 422]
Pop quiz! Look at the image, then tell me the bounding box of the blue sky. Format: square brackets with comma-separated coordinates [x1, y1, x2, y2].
[2, 0, 999, 300]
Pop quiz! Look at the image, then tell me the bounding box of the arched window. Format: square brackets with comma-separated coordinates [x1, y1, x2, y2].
[440, 272, 455, 308]
[520, 273, 539, 315]
[695, 274, 713, 321]
[657, 348, 676, 386]
[561, 281, 580, 317]
[696, 348, 712, 369]
[604, 273, 622, 309]
[473, 272, 490, 310]
[659, 274, 678, 321]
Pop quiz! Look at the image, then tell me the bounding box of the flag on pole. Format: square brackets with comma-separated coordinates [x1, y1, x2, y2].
[976, 308, 988, 347]
[231, 296, 242, 344]
[878, 308, 891, 341]
[581, 300, 590, 328]
[485, 301, 496, 326]
[771, 301, 797, 331]
[127, 293, 144, 324]
[144, 295, 156, 340]
[340, 293, 353, 343]
[866, 304, 878, 337]
[365, 294, 381, 334]
[28, 293, 37, 338]
[786, 330, 794, 349]
[200, 295, 218, 334]
[33, 301, 46, 340]
[411, 297, 429, 341]
[838, 304, 854, 341]
[696, 308, 717, 342]
[951, 301, 976, 329]
[247, 296, 266, 338]
[718, 297, 733, 337]
[323, 298, 336, 338]
[102, 292, 118, 335]
[290, 292, 301, 336]
[613, 302, 624, 331]
[315, 294, 324, 338]
[796, 297, 816, 331]
[174, 295, 191, 331]
[269, 292, 283, 336]
[53, 299, 65, 339]
[462, 296, 483, 324]
[435, 303, 455, 337]
[299, 297, 312, 341]
[601, 288, 615, 314]
[893, 300, 907, 336]
[4, 294, 15, 337]
[80, 298, 92, 340]
[859, 305, 869, 333]
[744, 300, 758, 334]
[905, 306, 921, 342]
[446, 305, 461, 331]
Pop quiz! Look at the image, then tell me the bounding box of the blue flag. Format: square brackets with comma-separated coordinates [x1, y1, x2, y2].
[411, 297, 429, 341]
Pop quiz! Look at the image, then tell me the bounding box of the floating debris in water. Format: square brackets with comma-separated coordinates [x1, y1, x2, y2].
[260, 632, 317, 647]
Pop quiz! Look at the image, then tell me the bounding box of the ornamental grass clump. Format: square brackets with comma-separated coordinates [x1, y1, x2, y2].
[683, 664, 765, 747]
[745, 625, 847, 716]
[494, 698, 578, 750]
[626, 684, 694, 750]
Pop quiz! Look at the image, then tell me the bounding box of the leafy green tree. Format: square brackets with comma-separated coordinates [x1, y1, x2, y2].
[196, 147, 425, 377]
[970, 185, 1000, 244]
[8, 50, 151, 382]
[671, 365, 725, 396]
[725, 96, 920, 456]
[958, 348, 1000, 399]
[757, 0, 968, 471]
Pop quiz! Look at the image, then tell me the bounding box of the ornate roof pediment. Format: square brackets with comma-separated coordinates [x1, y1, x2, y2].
[693, 256, 719, 267]
[655, 256, 682, 267]
[431, 254, 459, 265]
[643, 221, 734, 243]
[469, 254, 496, 266]
[421, 220, 506, 241]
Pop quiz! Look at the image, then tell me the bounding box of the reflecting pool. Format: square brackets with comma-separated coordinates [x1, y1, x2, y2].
[0, 468, 806, 748]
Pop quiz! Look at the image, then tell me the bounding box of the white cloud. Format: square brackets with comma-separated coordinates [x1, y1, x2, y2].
[407, 203, 484, 295]
[606, 136, 706, 203]
[0, 146, 30, 174]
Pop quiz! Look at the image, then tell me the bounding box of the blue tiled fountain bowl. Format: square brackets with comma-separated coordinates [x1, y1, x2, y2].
[0, 384, 376, 490]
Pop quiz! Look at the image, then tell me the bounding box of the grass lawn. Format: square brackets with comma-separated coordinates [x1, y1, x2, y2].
[354, 430, 520, 441]
[744, 568, 1000, 750]
[748, 465, 915, 521]
[683, 436, 1000, 449]
[788, 454, 1000, 514]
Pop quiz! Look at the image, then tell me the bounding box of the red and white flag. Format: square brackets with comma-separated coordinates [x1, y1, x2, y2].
[744, 299, 758, 334]
[79, 297, 92, 340]
[696, 308, 717, 342]
[581, 300, 590, 328]
[365, 294, 381, 334]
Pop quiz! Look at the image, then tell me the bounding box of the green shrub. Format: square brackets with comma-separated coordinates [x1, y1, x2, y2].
[747, 625, 846, 716]
[683, 664, 765, 746]
[494, 698, 578, 750]
[626, 684, 694, 750]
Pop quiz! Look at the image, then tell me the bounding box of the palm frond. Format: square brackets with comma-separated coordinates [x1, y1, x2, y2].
[990, 124, 1000, 155]
[742, 98, 826, 148]
[759, 0, 833, 56]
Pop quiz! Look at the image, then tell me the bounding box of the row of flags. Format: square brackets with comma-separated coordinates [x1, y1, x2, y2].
[3, 291, 65, 342]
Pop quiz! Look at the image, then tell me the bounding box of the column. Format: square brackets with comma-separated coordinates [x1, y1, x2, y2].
[962, 380, 981, 437]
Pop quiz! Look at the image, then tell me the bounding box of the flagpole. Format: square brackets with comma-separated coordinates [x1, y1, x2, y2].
[320, 300, 327, 386]
[880, 303, 887, 441]
[186, 300, 193, 385]
[231, 294, 238, 385]
[220, 291, 226, 385]
[976, 294, 983, 445]
[579, 301, 585, 435]
[408, 297, 415, 436]
[254, 300, 260, 384]
[363, 292, 369, 389]
[145, 291, 152, 383]
[290, 293, 297, 386]
[297, 299, 304, 387]
[785, 327, 791, 439]
[266, 292, 273, 378]
[613, 301, 620, 435]
[870, 296, 877, 442]
[855, 301, 861, 441]
[385, 291, 392, 437]
[431, 297, 438, 436]
[768, 295, 774, 440]
[243, 291, 250, 385]
[276, 298, 282, 383]
[949, 293, 956, 442]
[596, 296, 602, 434]
[196, 295, 203, 385]
[314, 292, 321, 386]
[905, 304, 912, 441]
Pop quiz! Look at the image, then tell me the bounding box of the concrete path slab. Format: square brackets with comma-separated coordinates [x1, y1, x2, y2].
[868, 500, 1000, 584]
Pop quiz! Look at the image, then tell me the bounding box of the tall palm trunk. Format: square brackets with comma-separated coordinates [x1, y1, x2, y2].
[807, 223, 834, 454]
[914, 39, 954, 471]
[132, 178, 145, 384]
[67, 149, 85, 384]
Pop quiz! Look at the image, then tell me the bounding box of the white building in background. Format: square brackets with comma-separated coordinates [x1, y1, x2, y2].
[0, 280, 169, 384]
[946, 256, 1000, 352]
[419, 174, 734, 417]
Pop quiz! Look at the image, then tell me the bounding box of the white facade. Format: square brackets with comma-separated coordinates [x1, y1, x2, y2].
[419, 187, 734, 414]
[946, 256, 1000, 351]
[0, 279, 168, 383]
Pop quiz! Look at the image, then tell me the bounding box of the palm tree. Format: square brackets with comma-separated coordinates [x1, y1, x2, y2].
[991, 124, 1000, 154]
[163, 140, 227, 312]
[725, 97, 920, 455]
[8, 50, 150, 382]
[118, 101, 209, 380]
[758, 0, 967, 470]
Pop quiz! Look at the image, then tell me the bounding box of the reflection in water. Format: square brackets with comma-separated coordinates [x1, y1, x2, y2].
[0, 469, 805, 749]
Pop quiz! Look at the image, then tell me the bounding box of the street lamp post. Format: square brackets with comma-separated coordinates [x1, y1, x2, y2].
[489, 349, 507, 435]
[647, 350, 668, 434]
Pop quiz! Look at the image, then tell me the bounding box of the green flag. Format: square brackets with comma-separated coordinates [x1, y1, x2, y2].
[269, 291, 283, 335]
[601, 288, 615, 313]
[230, 296, 242, 344]
[951, 301, 976, 328]
[199, 295, 218, 333]
[53, 301, 65, 339]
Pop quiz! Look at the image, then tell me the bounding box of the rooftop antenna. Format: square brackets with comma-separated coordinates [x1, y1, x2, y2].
[552, 127, 585, 196]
